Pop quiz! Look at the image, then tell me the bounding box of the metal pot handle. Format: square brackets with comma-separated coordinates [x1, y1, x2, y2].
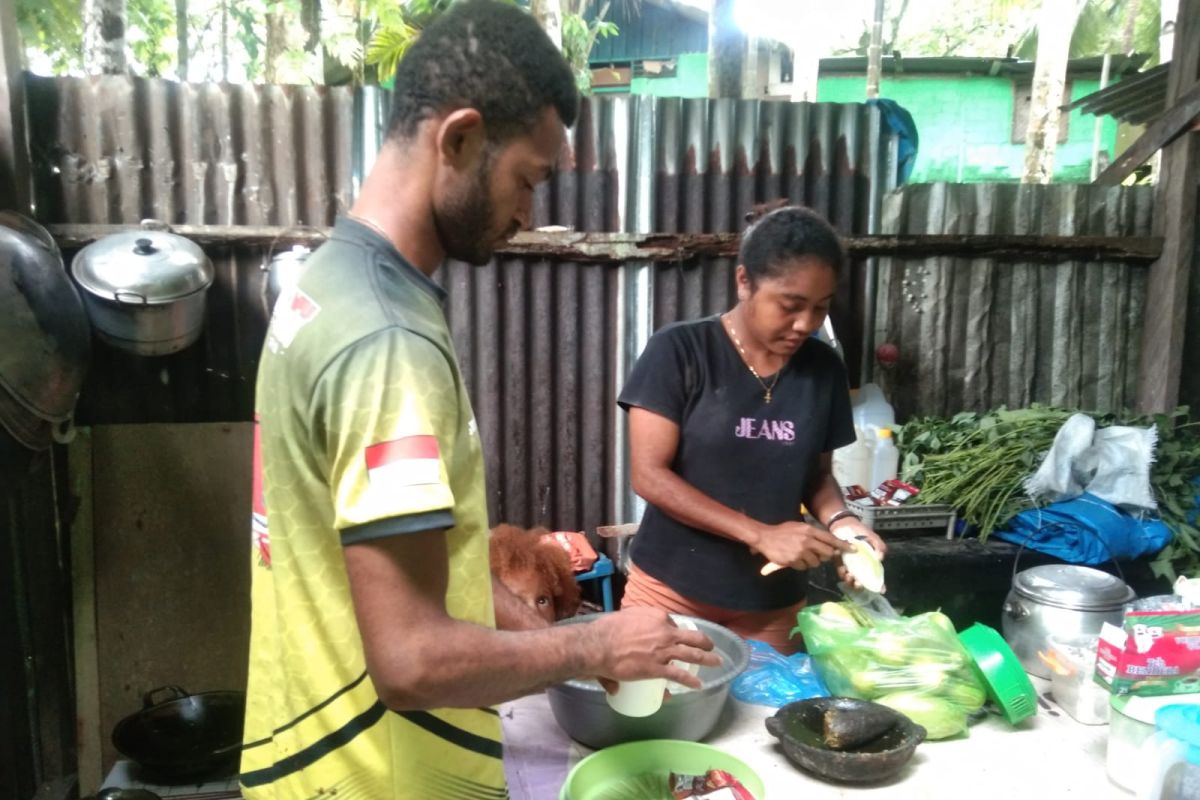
[113, 290, 149, 305]
[259, 225, 325, 316]
[1003, 599, 1030, 620]
[1010, 517, 1127, 584]
[51, 415, 76, 445]
[143, 685, 189, 708]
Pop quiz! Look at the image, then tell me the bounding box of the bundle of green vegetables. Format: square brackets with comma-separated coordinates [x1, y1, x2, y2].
[896, 405, 1200, 577]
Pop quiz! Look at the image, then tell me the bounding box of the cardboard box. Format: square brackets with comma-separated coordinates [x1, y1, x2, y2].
[1095, 611, 1200, 696]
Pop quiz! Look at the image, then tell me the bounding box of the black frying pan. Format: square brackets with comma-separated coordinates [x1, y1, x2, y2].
[111, 686, 245, 783]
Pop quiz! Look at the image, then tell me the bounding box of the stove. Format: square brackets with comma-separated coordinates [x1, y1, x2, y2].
[101, 761, 242, 799]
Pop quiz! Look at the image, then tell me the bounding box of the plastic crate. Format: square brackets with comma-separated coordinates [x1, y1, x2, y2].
[847, 497, 957, 538]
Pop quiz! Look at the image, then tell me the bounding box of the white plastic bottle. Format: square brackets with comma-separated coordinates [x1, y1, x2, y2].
[869, 427, 900, 490]
[833, 426, 873, 488]
[852, 383, 896, 437]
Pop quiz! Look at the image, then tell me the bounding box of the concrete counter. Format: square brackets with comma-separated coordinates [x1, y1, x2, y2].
[502, 676, 1123, 800]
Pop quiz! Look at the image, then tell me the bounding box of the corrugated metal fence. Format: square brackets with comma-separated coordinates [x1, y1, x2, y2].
[874, 182, 1153, 419]
[25, 74, 896, 531]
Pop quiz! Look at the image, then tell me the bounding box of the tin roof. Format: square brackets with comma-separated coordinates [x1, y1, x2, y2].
[1065, 62, 1169, 125]
[819, 54, 1149, 78]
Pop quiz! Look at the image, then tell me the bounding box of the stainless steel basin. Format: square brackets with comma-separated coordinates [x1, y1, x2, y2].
[545, 615, 751, 749]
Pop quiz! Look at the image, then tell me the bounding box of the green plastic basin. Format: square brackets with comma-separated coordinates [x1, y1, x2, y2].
[559, 739, 765, 800]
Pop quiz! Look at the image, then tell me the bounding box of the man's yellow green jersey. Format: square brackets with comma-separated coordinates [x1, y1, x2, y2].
[242, 217, 505, 800]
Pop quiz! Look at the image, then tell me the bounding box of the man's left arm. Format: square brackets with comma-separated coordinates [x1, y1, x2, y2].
[493, 579, 549, 631]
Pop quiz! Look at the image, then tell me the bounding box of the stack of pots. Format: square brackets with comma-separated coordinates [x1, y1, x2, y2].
[1002, 563, 1135, 679]
[0, 213, 91, 484]
[70, 221, 214, 357]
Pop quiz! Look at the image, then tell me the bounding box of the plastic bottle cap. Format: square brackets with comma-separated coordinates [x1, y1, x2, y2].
[878, 428, 893, 439]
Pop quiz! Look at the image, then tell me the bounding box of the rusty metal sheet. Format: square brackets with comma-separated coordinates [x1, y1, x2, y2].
[27, 78, 894, 532]
[875, 182, 1154, 420]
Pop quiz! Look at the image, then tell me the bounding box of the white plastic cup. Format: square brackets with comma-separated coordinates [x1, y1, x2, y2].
[605, 676, 668, 717]
[605, 615, 701, 717]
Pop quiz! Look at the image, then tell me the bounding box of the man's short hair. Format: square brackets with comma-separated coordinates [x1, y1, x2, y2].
[388, 0, 580, 142]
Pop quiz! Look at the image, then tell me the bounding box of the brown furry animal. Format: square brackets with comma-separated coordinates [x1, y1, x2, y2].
[489, 524, 582, 624]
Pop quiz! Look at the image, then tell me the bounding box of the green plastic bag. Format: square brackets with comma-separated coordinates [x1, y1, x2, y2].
[793, 602, 986, 740]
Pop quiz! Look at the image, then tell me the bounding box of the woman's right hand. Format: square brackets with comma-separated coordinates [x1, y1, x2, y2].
[751, 520, 850, 570]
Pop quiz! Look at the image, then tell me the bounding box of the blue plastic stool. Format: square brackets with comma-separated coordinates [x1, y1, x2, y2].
[574, 553, 615, 612]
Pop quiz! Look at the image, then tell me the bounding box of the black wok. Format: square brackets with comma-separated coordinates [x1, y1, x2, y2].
[111, 686, 245, 783]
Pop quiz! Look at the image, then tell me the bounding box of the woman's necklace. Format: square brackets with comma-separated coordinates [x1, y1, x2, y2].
[722, 314, 781, 404]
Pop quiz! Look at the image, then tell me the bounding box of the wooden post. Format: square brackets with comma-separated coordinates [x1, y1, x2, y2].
[0, 0, 31, 214]
[69, 431, 103, 796]
[1138, 0, 1200, 413]
[866, 0, 885, 99]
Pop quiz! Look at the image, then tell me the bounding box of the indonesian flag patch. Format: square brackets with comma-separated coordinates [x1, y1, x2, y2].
[364, 435, 441, 488]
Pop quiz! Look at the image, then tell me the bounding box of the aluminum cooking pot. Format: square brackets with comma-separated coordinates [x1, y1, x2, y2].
[261, 244, 312, 315]
[1002, 561, 1134, 679]
[111, 685, 244, 783]
[71, 224, 213, 356]
[0, 212, 90, 439]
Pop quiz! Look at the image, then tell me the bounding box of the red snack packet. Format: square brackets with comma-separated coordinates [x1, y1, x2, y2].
[669, 769, 756, 800]
[869, 478, 921, 506]
[538, 530, 598, 572]
[843, 484, 870, 502]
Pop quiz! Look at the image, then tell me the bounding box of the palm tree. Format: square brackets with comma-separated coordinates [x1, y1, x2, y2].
[1016, 0, 1161, 183]
[1021, 0, 1086, 183]
[1014, 0, 1162, 62]
[363, 0, 624, 91]
[84, 0, 128, 73]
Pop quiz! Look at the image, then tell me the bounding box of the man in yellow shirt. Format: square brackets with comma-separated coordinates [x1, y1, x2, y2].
[241, 2, 718, 798]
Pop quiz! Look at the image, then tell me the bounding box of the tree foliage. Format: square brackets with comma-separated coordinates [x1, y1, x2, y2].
[1014, 0, 1161, 64]
[16, 0, 85, 73]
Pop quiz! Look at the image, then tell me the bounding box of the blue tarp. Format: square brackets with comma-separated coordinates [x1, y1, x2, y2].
[868, 98, 919, 184]
[994, 492, 1173, 565]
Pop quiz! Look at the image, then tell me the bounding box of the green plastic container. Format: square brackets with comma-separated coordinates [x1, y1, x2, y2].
[559, 739, 765, 800]
[958, 623, 1038, 725]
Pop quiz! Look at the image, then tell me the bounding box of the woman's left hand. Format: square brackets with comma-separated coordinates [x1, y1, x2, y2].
[830, 518, 887, 590]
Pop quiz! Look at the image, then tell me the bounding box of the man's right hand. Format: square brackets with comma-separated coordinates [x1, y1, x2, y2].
[581, 607, 719, 690]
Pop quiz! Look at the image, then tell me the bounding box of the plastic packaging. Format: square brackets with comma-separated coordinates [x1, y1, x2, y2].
[1109, 693, 1200, 793]
[1138, 704, 1200, 800]
[730, 639, 829, 707]
[832, 429, 872, 489]
[793, 601, 987, 739]
[869, 428, 900, 489]
[1043, 634, 1109, 725]
[852, 383, 895, 435]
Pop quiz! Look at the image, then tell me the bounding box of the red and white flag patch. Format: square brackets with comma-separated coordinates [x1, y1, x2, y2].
[365, 435, 441, 488]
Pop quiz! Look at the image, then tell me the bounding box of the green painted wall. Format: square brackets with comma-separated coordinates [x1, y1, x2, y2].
[818, 75, 1118, 183]
[623, 55, 1120, 183]
[626, 52, 710, 97]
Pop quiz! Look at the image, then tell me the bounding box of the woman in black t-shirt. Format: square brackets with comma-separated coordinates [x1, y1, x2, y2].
[617, 206, 886, 655]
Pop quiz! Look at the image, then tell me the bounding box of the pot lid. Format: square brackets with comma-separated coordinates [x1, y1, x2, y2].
[269, 244, 312, 266]
[72, 230, 213, 304]
[0, 212, 91, 423]
[1013, 564, 1135, 611]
